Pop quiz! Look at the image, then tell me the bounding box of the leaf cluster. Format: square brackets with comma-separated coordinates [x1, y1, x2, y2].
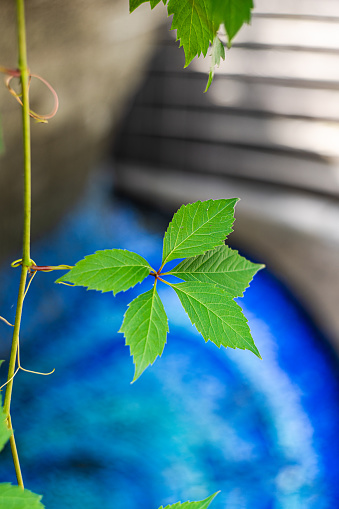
[129, 0, 254, 90]
[58, 199, 263, 382]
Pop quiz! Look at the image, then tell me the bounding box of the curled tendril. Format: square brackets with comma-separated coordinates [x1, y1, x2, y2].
[0, 367, 20, 391]
[0, 66, 58, 123]
[16, 333, 55, 377]
[11, 258, 24, 268]
[11, 258, 37, 270]
[0, 316, 14, 327]
[0, 343, 55, 391]
[0, 262, 56, 391]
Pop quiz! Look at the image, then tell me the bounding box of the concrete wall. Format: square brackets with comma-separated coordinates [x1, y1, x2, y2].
[0, 0, 164, 262]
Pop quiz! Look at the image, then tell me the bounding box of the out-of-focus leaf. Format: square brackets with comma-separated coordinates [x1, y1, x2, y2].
[204, 35, 225, 91]
[0, 484, 45, 509]
[159, 492, 219, 509]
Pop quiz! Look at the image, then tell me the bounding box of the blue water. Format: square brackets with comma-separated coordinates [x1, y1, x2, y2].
[0, 174, 339, 509]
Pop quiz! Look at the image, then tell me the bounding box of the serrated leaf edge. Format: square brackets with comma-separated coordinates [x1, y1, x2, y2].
[162, 198, 239, 265]
[169, 281, 261, 358]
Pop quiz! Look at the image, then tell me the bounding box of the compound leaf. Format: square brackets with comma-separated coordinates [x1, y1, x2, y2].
[167, 0, 216, 67]
[169, 245, 264, 297]
[213, 0, 253, 46]
[204, 35, 225, 92]
[162, 199, 238, 265]
[119, 285, 169, 382]
[0, 484, 44, 509]
[170, 282, 261, 357]
[159, 492, 219, 509]
[56, 249, 153, 296]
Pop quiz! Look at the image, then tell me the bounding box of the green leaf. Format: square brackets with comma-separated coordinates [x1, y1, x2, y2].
[213, 0, 253, 47]
[130, 0, 165, 13]
[168, 245, 264, 297]
[0, 363, 11, 453]
[170, 282, 261, 358]
[167, 0, 217, 67]
[204, 35, 225, 92]
[159, 492, 219, 509]
[0, 394, 11, 453]
[119, 285, 169, 382]
[56, 249, 153, 296]
[162, 198, 238, 265]
[0, 484, 44, 509]
[0, 416, 10, 453]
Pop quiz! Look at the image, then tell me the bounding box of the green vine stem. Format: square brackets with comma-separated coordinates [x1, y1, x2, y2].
[3, 0, 32, 489]
[16, 0, 31, 267]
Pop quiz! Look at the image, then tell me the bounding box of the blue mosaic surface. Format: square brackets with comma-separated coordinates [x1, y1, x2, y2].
[0, 176, 339, 509]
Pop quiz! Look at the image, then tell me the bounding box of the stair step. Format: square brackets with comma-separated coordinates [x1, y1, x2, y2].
[253, 0, 339, 18]
[122, 105, 339, 159]
[227, 17, 339, 51]
[140, 74, 339, 121]
[191, 47, 339, 84]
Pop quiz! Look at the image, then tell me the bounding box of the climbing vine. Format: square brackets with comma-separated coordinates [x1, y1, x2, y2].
[0, 0, 257, 507]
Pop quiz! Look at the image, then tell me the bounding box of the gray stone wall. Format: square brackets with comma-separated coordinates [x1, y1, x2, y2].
[0, 0, 164, 262]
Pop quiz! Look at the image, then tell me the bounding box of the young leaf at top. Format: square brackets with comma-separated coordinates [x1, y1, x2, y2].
[129, 0, 165, 13]
[162, 198, 238, 266]
[204, 35, 225, 92]
[212, 0, 253, 47]
[168, 245, 264, 297]
[0, 484, 44, 509]
[119, 285, 169, 382]
[56, 249, 154, 296]
[167, 0, 216, 67]
[169, 282, 261, 358]
[130, 0, 254, 89]
[159, 492, 219, 509]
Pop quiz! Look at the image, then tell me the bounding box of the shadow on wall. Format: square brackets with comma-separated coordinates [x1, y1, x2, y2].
[112, 0, 339, 352]
[0, 0, 165, 263]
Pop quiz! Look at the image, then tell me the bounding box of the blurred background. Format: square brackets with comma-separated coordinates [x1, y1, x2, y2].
[1, 0, 339, 508]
